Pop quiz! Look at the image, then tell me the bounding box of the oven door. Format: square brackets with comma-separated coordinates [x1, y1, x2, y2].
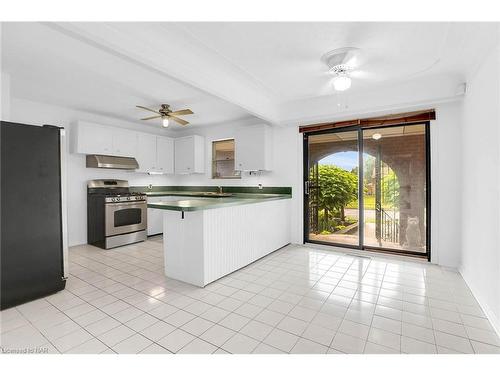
[105, 201, 147, 237]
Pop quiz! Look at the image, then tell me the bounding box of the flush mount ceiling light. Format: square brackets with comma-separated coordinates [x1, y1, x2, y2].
[372, 133, 382, 140]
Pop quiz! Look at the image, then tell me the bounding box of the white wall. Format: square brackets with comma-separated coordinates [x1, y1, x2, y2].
[430, 101, 463, 267]
[0, 72, 10, 120]
[8, 97, 177, 247]
[460, 32, 500, 333]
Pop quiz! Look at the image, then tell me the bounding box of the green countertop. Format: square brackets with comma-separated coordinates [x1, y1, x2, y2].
[145, 191, 234, 198]
[146, 192, 291, 212]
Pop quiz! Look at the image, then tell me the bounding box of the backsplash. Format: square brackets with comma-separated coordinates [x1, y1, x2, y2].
[130, 185, 292, 195]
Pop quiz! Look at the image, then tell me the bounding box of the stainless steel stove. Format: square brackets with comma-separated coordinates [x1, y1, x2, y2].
[87, 179, 147, 249]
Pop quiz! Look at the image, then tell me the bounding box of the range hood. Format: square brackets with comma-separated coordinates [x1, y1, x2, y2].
[86, 155, 139, 170]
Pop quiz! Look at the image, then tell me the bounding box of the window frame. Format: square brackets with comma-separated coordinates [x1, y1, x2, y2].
[211, 138, 241, 180]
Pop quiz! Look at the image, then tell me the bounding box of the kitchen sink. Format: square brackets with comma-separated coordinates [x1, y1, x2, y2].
[198, 192, 233, 197]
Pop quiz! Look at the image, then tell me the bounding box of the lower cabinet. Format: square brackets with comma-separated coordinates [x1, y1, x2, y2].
[147, 197, 164, 236]
[147, 196, 189, 236]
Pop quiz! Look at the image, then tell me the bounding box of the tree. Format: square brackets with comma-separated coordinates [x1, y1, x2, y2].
[313, 165, 358, 225]
[382, 169, 399, 208]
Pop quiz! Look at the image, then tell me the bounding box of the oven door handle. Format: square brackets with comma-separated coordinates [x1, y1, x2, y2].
[106, 201, 146, 208]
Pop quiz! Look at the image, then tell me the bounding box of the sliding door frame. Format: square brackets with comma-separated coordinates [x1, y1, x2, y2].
[303, 121, 431, 260]
[303, 125, 363, 251]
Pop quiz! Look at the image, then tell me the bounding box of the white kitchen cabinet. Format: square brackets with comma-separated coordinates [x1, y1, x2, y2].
[73, 121, 113, 155]
[136, 134, 157, 173]
[73, 121, 137, 157]
[147, 197, 164, 236]
[112, 130, 137, 157]
[136, 135, 174, 174]
[156, 137, 174, 174]
[174, 135, 204, 174]
[234, 124, 273, 171]
[147, 195, 191, 235]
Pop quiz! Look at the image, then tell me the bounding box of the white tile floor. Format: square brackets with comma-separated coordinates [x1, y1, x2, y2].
[2, 237, 500, 354]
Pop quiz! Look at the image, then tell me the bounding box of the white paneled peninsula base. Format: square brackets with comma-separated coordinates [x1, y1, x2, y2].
[154, 197, 291, 287]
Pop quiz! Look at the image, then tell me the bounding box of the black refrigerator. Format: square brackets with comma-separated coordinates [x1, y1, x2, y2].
[1, 121, 68, 310]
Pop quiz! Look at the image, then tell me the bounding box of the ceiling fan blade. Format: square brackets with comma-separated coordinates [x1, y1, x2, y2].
[318, 78, 335, 96]
[141, 115, 162, 121]
[169, 109, 194, 116]
[136, 105, 160, 114]
[168, 115, 189, 126]
[349, 69, 378, 81]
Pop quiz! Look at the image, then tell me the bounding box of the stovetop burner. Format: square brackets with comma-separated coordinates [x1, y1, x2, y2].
[101, 192, 145, 196]
[104, 195, 146, 203]
[87, 179, 147, 202]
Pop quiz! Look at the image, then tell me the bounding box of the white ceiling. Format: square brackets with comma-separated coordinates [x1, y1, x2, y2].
[1, 22, 255, 130]
[176, 22, 494, 101]
[2, 22, 497, 128]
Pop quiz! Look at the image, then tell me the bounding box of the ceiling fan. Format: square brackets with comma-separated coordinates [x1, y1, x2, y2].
[136, 104, 194, 128]
[321, 47, 362, 92]
[321, 47, 382, 92]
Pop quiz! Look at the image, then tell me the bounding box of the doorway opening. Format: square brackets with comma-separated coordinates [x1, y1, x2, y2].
[304, 122, 430, 258]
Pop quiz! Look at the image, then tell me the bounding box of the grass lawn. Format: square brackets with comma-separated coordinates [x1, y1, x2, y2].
[346, 195, 394, 210]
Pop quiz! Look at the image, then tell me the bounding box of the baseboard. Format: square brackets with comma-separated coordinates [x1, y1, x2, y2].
[459, 265, 500, 338]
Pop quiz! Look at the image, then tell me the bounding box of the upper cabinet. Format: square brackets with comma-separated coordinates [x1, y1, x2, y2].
[136, 134, 157, 173]
[136, 134, 174, 174]
[73, 121, 136, 157]
[112, 130, 137, 157]
[156, 136, 174, 174]
[174, 135, 205, 174]
[73, 121, 175, 174]
[235, 124, 273, 171]
[73, 121, 113, 155]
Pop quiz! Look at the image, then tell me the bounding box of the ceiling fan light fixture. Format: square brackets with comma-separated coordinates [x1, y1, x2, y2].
[332, 75, 352, 91]
[137, 104, 193, 128]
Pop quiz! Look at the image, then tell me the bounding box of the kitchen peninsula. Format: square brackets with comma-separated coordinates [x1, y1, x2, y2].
[144, 187, 292, 287]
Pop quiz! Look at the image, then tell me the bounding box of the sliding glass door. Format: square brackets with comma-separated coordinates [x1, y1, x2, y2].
[305, 130, 361, 248]
[304, 122, 430, 257]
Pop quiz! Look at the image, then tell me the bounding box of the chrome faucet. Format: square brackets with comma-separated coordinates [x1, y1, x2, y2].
[218, 186, 223, 194]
